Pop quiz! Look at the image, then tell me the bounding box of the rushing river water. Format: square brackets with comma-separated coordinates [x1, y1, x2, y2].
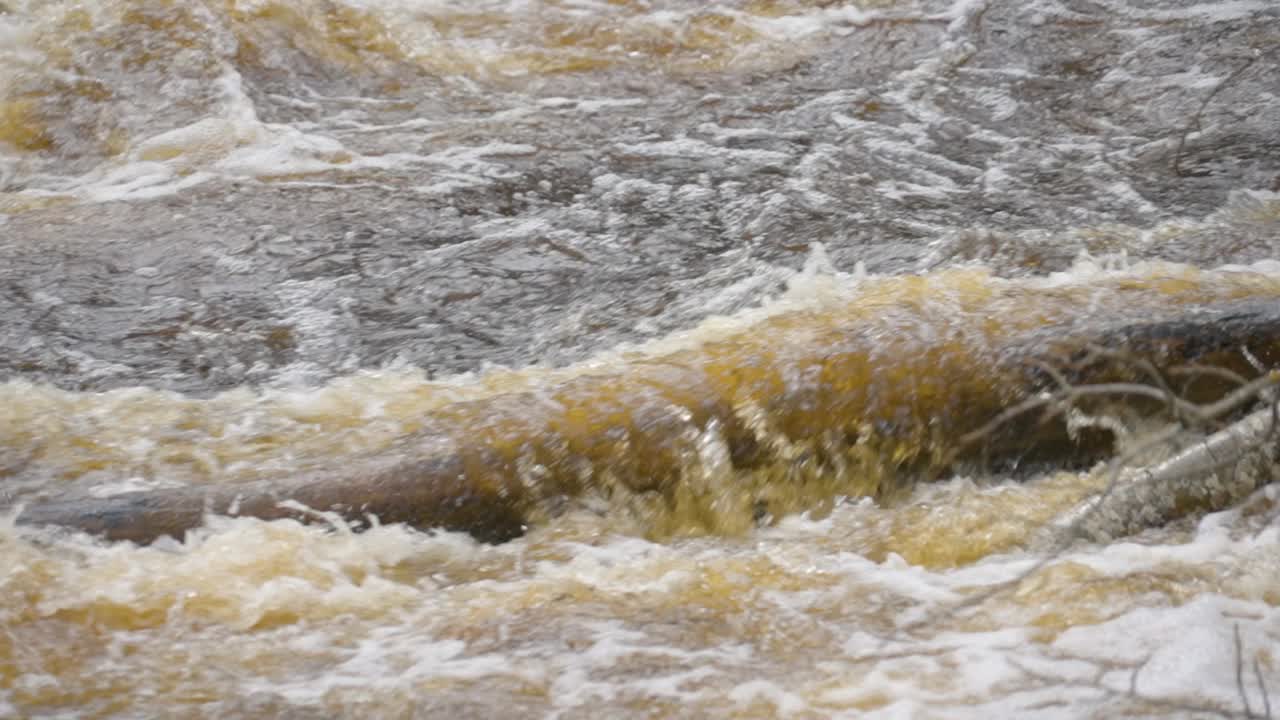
[3, 0, 1280, 717]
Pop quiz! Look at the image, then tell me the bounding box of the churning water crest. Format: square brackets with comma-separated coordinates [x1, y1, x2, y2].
[2, 0, 1280, 717]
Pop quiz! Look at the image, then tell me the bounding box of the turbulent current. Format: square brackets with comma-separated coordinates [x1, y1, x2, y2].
[2, 0, 1280, 717]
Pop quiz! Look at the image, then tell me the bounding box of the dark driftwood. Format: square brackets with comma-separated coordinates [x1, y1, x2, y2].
[13, 298, 1280, 545]
[15, 453, 528, 544]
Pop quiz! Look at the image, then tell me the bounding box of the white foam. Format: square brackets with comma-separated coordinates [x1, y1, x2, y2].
[541, 619, 751, 711]
[1053, 594, 1278, 710]
[729, 680, 809, 716]
[259, 631, 516, 705]
[615, 137, 792, 166]
[1127, 0, 1273, 23]
[410, 142, 537, 194]
[3, 64, 430, 205]
[538, 97, 646, 113]
[88, 475, 186, 498]
[742, 4, 877, 38]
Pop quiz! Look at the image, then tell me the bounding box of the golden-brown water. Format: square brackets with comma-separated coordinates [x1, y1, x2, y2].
[3, 0, 1280, 716]
[5, 470, 1280, 718]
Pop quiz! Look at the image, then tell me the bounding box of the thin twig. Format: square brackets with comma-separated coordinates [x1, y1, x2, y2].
[1200, 371, 1280, 420]
[1254, 656, 1272, 720]
[950, 381, 1199, 461]
[1084, 343, 1180, 413]
[1169, 364, 1251, 391]
[1237, 623, 1254, 719]
[903, 357, 1279, 636]
[952, 393, 1063, 452]
[894, 420, 1188, 637]
[1242, 347, 1269, 377]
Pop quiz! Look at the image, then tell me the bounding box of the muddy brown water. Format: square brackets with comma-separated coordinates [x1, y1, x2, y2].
[2, 1, 1280, 717]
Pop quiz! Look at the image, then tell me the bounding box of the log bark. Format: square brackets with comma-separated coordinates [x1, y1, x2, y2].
[15, 453, 529, 544]
[12, 292, 1280, 545]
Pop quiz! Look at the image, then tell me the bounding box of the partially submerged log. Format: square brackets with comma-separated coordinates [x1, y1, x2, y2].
[15, 452, 530, 545]
[12, 274, 1280, 545]
[1043, 397, 1278, 545]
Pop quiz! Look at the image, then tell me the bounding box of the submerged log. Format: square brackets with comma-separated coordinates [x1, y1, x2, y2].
[12, 277, 1280, 545]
